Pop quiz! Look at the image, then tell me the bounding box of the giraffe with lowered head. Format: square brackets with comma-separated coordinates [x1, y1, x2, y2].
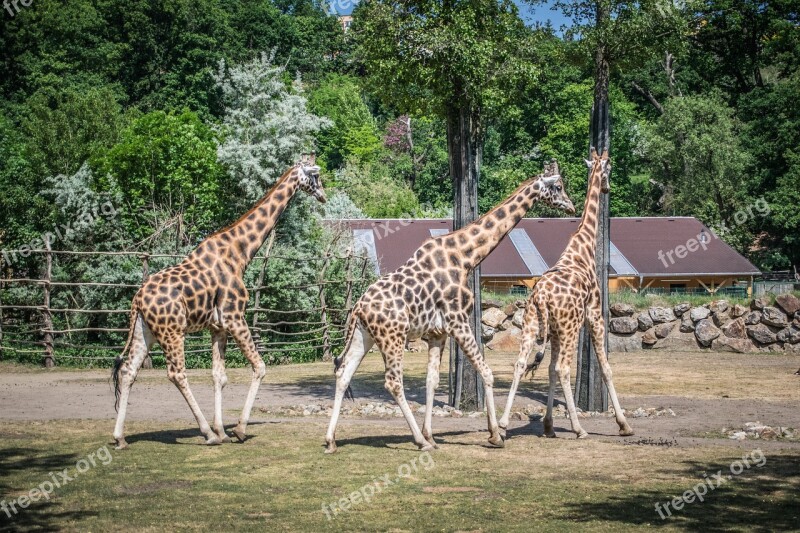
[498, 148, 634, 439]
[324, 161, 575, 453]
[111, 156, 326, 449]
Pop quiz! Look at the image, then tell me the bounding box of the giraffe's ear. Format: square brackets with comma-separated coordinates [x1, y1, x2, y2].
[585, 159, 593, 169]
[542, 175, 559, 186]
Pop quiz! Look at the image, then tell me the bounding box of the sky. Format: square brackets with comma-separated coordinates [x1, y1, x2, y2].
[329, 0, 574, 31]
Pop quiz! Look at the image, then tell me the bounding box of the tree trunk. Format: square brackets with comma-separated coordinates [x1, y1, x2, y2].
[446, 101, 484, 411]
[576, 6, 610, 412]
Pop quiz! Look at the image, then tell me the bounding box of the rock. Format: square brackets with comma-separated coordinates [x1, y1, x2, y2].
[690, 306, 711, 322]
[673, 302, 691, 316]
[761, 306, 789, 328]
[655, 322, 675, 338]
[785, 343, 800, 355]
[751, 297, 768, 310]
[487, 326, 523, 351]
[609, 332, 643, 352]
[722, 318, 747, 339]
[680, 313, 695, 332]
[777, 325, 800, 344]
[511, 308, 525, 329]
[744, 311, 762, 325]
[502, 303, 517, 317]
[481, 307, 507, 328]
[775, 294, 800, 315]
[481, 324, 496, 342]
[642, 329, 658, 345]
[514, 299, 525, 308]
[713, 336, 758, 353]
[610, 302, 635, 317]
[649, 307, 676, 323]
[729, 431, 747, 441]
[637, 313, 654, 331]
[609, 316, 638, 334]
[652, 330, 700, 351]
[709, 300, 729, 315]
[747, 323, 778, 344]
[407, 339, 429, 352]
[694, 319, 721, 347]
[731, 304, 748, 318]
[499, 319, 512, 331]
[481, 299, 502, 310]
[759, 427, 779, 440]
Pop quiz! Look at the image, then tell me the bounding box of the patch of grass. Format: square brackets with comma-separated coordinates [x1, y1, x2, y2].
[0, 420, 798, 532]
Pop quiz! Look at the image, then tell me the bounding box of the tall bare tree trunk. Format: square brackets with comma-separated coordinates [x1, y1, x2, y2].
[446, 100, 485, 411]
[576, 4, 610, 412]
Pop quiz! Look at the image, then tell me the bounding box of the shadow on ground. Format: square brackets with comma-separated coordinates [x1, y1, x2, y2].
[0, 447, 96, 532]
[560, 454, 800, 531]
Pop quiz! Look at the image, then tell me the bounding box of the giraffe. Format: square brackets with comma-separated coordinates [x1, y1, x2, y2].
[498, 148, 634, 439]
[324, 162, 576, 453]
[111, 156, 326, 449]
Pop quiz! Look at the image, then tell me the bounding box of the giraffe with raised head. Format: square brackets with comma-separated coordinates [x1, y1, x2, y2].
[111, 156, 327, 449]
[498, 148, 634, 439]
[324, 162, 576, 453]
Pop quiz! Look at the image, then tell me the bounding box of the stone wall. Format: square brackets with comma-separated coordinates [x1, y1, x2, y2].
[478, 293, 800, 354]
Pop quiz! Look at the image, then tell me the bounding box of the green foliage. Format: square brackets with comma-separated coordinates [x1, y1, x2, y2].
[335, 159, 420, 218]
[94, 110, 229, 244]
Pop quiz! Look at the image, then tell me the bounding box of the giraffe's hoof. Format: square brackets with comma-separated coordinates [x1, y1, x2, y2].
[487, 435, 505, 448]
[324, 442, 338, 454]
[619, 427, 634, 437]
[498, 425, 508, 439]
[218, 435, 232, 444]
[419, 442, 436, 452]
[230, 427, 246, 443]
[543, 432, 557, 439]
[576, 430, 589, 439]
[205, 435, 224, 446]
[114, 438, 128, 450]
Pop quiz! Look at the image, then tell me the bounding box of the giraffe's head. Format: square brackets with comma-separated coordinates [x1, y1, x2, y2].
[585, 148, 611, 193]
[296, 153, 327, 203]
[536, 161, 575, 215]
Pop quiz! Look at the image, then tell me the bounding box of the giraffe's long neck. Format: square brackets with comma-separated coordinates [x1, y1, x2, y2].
[199, 168, 300, 273]
[565, 164, 603, 267]
[455, 178, 544, 269]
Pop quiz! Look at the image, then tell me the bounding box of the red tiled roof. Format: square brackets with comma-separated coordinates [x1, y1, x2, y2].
[332, 217, 760, 278]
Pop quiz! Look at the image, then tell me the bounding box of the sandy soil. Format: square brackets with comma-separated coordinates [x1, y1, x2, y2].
[1, 350, 798, 451]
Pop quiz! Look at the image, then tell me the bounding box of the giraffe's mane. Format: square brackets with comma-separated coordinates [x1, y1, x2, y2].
[207, 166, 297, 239]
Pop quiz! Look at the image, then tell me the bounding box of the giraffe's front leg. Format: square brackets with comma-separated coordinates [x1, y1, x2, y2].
[227, 319, 265, 443]
[422, 335, 446, 448]
[450, 323, 504, 448]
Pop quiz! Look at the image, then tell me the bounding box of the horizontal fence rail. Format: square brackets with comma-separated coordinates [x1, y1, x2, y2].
[0, 247, 373, 368]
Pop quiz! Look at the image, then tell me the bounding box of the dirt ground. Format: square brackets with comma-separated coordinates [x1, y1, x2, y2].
[1, 349, 798, 447]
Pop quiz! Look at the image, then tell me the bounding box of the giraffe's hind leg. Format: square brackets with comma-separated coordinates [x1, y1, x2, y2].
[380, 335, 432, 451]
[499, 304, 543, 434]
[421, 335, 446, 448]
[553, 331, 588, 439]
[211, 328, 231, 443]
[325, 321, 374, 453]
[227, 318, 265, 443]
[543, 334, 560, 438]
[112, 315, 154, 449]
[161, 332, 220, 445]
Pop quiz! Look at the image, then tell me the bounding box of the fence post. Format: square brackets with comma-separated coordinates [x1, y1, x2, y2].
[42, 244, 54, 367]
[0, 276, 4, 362]
[140, 253, 153, 369]
[252, 232, 275, 353]
[343, 247, 354, 317]
[317, 248, 334, 362]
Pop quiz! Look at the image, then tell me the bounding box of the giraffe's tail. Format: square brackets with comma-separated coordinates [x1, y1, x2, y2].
[112, 298, 140, 412]
[333, 309, 360, 401]
[525, 293, 549, 379]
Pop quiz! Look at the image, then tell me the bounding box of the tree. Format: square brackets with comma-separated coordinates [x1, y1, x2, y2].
[353, 0, 537, 410]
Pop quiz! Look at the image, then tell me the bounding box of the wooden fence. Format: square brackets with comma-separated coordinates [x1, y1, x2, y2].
[0, 246, 372, 367]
